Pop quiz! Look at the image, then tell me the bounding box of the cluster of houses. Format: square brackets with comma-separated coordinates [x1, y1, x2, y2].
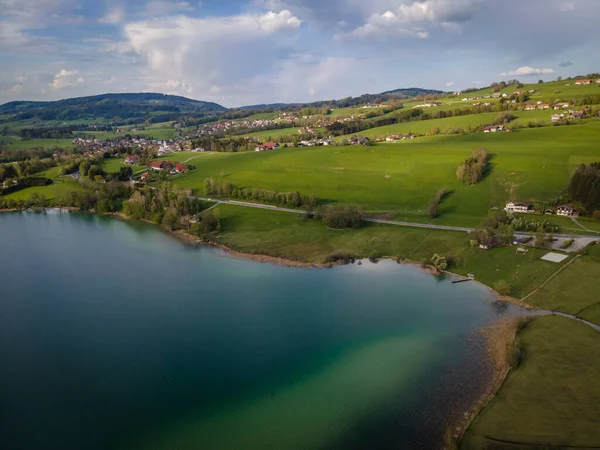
[255, 142, 280, 152]
[504, 201, 579, 216]
[462, 90, 536, 103]
[551, 110, 585, 122]
[149, 160, 188, 175]
[297, 138, 335, 147]
[483, 125, 506, 133]
[350, 136, 371, 145]
[413, 102, 442, 109]
[574, 79, 600, 85]
[385, 134, 416, 142]
[252, 138, 336, 150]
[72, 136, 159, 154]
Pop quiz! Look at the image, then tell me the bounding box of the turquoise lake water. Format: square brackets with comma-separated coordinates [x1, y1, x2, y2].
[0, 211, 522, 449]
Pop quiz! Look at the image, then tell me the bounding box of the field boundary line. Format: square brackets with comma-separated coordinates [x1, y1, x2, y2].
[521, 255, 581, 302]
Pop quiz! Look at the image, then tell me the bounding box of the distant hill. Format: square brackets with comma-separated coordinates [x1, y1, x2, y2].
[0, 93, 227, 124]
[0, 88, 447, 126]
[234, 88, 447, 111]
[238, 103, 299, 111]
[379, 87, 446, 97]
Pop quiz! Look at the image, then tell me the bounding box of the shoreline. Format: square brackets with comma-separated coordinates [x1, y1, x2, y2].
[0, 206, 532, 446]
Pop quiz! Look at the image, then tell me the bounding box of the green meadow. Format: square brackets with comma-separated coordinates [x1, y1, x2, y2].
[3, 181, 83, 203]
[2, 137, 74, 150]
[526, 244, 600, 324]
[99, 158, 145, 173]
[163, 123, 600, 227]
[462, 315, 600, 449]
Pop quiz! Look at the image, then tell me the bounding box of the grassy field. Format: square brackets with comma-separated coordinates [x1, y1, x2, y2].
[2, 181, 83, 203]
[161, 123, 600, 227]
[99, 159, 145, 173]
[457, 79, 600, 102]
[461, 315, 600, 449]
[526, 244, 600, 324]
[2, 137, 74, 150]
[213, 204, 565, 298]
[155, 152, 218, 163]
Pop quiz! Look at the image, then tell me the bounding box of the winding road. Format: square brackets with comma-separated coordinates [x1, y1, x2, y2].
[193, 197, 600, 241]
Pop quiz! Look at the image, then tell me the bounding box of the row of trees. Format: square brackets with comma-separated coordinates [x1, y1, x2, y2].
[457, 149, 489, 185]
[428, 188, 450, 218]
[203, 177, 319, 210]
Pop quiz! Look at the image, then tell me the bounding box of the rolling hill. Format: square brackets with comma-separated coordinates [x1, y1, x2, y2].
[0, 93, 227, 123]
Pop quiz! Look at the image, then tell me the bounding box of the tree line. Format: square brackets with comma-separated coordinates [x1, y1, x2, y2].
[202, 177, 319, 210]
[569, 163, 600, 214]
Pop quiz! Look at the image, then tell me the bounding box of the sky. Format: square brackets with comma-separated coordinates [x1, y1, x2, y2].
[1, 0, 599, 107]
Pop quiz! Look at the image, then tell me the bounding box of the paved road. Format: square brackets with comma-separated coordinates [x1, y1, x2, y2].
[571, 216, 599, 234]
[193, 197, 600, 240]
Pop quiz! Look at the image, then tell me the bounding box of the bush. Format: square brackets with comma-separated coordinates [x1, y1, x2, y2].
[321, 205, 364, 229]
[324, 252, 358, 264]
[456, 149, 489, 185]
[431, 254, 448, 271]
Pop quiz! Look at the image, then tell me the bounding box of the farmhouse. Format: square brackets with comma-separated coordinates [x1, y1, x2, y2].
[350, 136, 371, 146]
[150, 161, 173, 171]
[505, 201, 534, 213]
[554, 102, 569, 109]
[175, 163, 187, 174]
[551, 114, 565, 122]
[140, 172, 150, 181]
[256, 142, 280, 152]
[575, 79, 592, 85]
[483, 125, 505, 133]
[557, 204, 579, 217]
[124, 155, 139, 165]
[524, 104, 537, 111]
[386, 134, 402, 142]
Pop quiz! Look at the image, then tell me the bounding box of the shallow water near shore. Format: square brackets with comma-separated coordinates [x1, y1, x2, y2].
[0, 211, 524, 449]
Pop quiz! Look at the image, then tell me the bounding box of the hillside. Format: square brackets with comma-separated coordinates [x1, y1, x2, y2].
[0, 93, 227, 124]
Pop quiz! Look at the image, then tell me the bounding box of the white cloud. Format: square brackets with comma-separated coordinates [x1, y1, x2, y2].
[50, 69, 85, 89]
[345, 0, 486, 39]
[499, 66, 555, 77]
[122, 10, 302, 98]
[259, 10, 302, 32]
[99, 6, 125, 24]
[446, 81, 455, 86]
[559, 2, 575, 12]
[8, 84, 24, 96]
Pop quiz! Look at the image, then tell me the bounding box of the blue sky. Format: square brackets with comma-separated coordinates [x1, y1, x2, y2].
[1, 0, 599, 107]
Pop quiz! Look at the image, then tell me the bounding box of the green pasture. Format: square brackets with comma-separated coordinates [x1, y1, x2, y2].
[155, 151, 216, 163]
[462, 315, 600, 449]
[162, 123, 600, 227]
[2, 137, 74, 150]
[99, 159, 145, 174]
[458, 79, 600, 102]
[2, 182, 83, 203]
[527, 244, 600, 324]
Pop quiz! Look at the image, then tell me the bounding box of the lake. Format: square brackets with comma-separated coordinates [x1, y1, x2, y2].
[0, 211, 522, 450]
